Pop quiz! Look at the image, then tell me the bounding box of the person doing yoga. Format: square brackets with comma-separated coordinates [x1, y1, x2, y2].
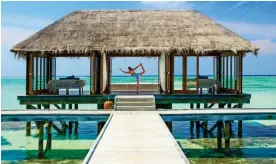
[120, 63, 146, 94]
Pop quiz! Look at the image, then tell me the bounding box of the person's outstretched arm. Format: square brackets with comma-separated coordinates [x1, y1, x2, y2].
[120, 68, 130, 74]
[140, 63, 146, 75]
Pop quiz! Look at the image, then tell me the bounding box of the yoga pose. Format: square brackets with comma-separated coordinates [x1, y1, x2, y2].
[120, 63, 146, 94]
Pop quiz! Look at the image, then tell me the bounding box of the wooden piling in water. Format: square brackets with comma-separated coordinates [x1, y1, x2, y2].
[26, 105, 31, 136]
[75, 104, 79, 134]
[68, 104, 73, 134]
[238, 104, 243, 138]
[196, 103, 200, 138]
[225, 120, 231, 154]
[217, 103, 224, 149]
[61, 104, 67, 135]
[203, 103, 208, 137]
[190, 103, 194, 138]
[38, 122, 44, 158]
[217, 120, 223, 149]
[47, 122, 52, 150]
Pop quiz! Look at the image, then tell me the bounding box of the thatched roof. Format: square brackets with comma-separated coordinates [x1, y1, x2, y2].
[11, 10, 259, 56]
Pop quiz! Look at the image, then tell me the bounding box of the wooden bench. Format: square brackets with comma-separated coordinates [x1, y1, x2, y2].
[47, 80, 85, 95]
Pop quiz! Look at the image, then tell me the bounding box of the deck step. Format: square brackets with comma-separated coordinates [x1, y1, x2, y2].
[115, 105, 156, 111]
[116, 101, 154, 106]
[114, 95, 156, 111]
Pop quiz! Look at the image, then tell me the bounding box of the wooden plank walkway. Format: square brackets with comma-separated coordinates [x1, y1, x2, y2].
[84, 111, 189, 164]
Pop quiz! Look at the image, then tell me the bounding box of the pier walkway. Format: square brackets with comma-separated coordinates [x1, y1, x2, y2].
[83, 111, 189, 164]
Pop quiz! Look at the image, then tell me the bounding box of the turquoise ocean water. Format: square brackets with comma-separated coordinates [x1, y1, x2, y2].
[1, 76, 276, 163]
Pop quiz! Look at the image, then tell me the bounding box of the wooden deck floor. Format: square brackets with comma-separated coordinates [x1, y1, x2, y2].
[85, 111, 189, 164]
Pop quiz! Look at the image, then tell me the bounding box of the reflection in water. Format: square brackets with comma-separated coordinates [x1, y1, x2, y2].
[1, 120, 276, 163]
[173, 121, 276, 164]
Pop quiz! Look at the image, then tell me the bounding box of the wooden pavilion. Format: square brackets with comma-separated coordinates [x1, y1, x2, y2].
[11, 10, 258, 138]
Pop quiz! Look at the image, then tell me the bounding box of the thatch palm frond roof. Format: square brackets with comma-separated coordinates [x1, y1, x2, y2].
[11, 10, 259, 56]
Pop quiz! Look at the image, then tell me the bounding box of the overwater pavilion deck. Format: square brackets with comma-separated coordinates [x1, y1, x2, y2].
[17, 93, 251, 105]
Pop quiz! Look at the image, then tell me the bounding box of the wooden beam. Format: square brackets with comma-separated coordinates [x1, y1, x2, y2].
[230, 56, 232, 89]
[170, 54, 174, 93]
[28, 54, 34, 95]
[183, 55, 187, 92]
[196, 55, 199, 93]
[226, 56, 228, 89]
[52, 123, 62, 134]
[165, 53, 170, 94]
[100, 53, 104, 94]
[239, 53, 243, 94]
[40, 57, 42, 90]
[36, 57, 38, 91]
[90, 53, 95, 95]
[106, 56, 111, 94]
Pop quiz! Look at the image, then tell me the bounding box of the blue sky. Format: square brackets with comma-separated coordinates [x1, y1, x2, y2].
[2, 1, 276, 76]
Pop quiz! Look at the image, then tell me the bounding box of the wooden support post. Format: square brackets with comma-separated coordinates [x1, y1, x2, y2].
[40, 57, 42, 90]
[217, 103, 224, 149]
[61, 104, 66, 135]
[165, 53, 171, 94]
[238, 120, 243, 138]
[165, 122, 172, 133]
[100, 53, 104, 95]
[238, 103, 243, 138]
[225, 120, 231, 154]
[26, 105, 31, 136]
[52, 123, 62, 134]
[35, 56, 38, 91]
[217, 120, 223, 149]
[170, 54, 174, 93]
[91, 53, 95, 95]
[74, 104, 79, 134]
[196, 103, 200, 138]
[196, 55, 199, 93]
[69, 104, 73, 134]
[230, 56, 232, 89]
[238, 52, 243, 94]
[226, 56, 228, 89]
[98, 121, 106, 135]
[203, 103, 208, 137]
[38, 122, 44, 158]
[190, 103, 194, 139]
[209, 122, 218, 132]
[183, 55, 187, 92]
[46, 122, 52, 150]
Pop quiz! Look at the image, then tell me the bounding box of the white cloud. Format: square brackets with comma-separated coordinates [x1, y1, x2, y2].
[140, 1, 193, 9]
[251, 40, 276, 55]
[229, 2, 247, 11]
[1, 26, 36, 49]
[219, 21, 276, 40]
[2, 13, 54, 29]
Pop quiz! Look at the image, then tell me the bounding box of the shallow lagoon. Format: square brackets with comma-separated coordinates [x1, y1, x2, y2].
[1, 76, 276, 163]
